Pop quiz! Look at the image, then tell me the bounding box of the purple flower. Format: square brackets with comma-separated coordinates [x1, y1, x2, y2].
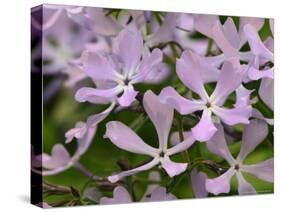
[190, 169, 208, 198]
[99, 186, 176, 204]
[33, 122, 96, 175]
[75, 24, 164, 107]
[243, 24, 274, 81]
[159, 50, 252, 142]
[105, 91, 195, 183]
[259, 78, 274, 111]
[205, 120, 273, 195]
[211, 17, 264, 61]
[211, 18, 274, 82]
[100, 186, 132, 204]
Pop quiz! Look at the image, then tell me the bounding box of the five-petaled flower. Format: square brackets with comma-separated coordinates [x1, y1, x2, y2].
[105, 90, 195, 183]
[205, 120, 273, 195]
[75, 24, 164, 107]
[159, 50, 252, 142]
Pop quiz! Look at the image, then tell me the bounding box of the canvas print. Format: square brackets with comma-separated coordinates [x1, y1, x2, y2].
[31, 4, 274, 208]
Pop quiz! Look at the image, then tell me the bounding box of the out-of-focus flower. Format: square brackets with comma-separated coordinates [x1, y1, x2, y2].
[42, 13, 102, 75]
[190, 169, 208, 198]
[100, 186, 176, 204]
[36, 202, 52, 208]
[75, 24, 165, 107]
[32, 122, 96, 175]
[205, 120, 273, 195]
[160, 50, 251, 141]
[105, 91, 195, 183]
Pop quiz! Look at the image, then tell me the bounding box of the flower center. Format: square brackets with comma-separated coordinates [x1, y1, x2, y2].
[124, 78, 130, 86]
[234, 164, 240, 170]
[206, 102, 212, 108]
[159, 151, 165, 157]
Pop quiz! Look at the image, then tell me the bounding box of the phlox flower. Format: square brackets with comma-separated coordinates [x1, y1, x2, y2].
[100, 186, 176, 204]
[105, 90, 195, 183]
[205, 120, 273, 195]
[75, 24, 164, 108]
[159, 50, 252, 142]
[32, 122, 96, 175]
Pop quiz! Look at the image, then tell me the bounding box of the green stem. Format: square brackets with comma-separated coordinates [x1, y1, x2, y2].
[205, 39, 213, 56]
[177, 116, 191, 164]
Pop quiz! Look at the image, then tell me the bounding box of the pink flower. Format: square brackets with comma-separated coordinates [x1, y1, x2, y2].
[205, 120, 273, 195]
[105, 91, 195, 183]
[159, 50, 252, 142]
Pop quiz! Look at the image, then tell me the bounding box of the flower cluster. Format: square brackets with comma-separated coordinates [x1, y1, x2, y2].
[32, 5, 274, 207]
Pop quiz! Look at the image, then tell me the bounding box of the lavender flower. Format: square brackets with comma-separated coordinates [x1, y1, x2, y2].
[190, 169, 208, 198]
[159, 50, 252, 141]
[259, 78, 274, 111]
[205, 120, 273, 195]
[75, 24, 164, 107]
[243, 24, 274, 81]
[100, 186, 176, 204]
[33, 122, 96, 175]
[105, 91, 195, 183]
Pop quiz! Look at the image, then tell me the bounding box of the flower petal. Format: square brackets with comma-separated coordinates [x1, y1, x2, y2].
[239, 17, 264, 46]
[237, 119, 268, 161]
[113, 24, 143, 73]
[143, 63, 170, 84]
[212, 20, 238, 58]
[206, 168, 235, 195]
[207, 124, 236, 164]
[244, 24, 273, 61]
[86, 102, 115, 127]
[210, 60, 245, 106]
[248, 66, 274, 80]
[176, 50, 209, 100]
[191, 169, 208, 198]
[75, 86, 122, 103]
[223, 17, 240, 49]
[143, 90, 174, 150]
[259, 78, 274, 111]
[212, 105, 252, 126]
[85, 8, 122, 36]
[193, 14, 219, 38]
[160, 157, 187, 177]
[236, 172, 256, 195]
[166, 132, 195, 156]
[75, 126, 97, 157]
[146, 13, 178, 46]
[131, 48, 163, 83]
[81, 50, 120, 82]
[146, 187, 177, 201]
[108, 158, 160, 183]
[191, 109, 217, 142]
[42, 144, 71, 170]
[235, 85, 253, 108]
[240, 159, 274, 183]
[100, 186, 132, 204]
[65, 122, 87, 143]
[170, 131, 195, 146]
[105, 121, 158, 157]
[117, 85, 138, 107]
[159, 86, 205, 115]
